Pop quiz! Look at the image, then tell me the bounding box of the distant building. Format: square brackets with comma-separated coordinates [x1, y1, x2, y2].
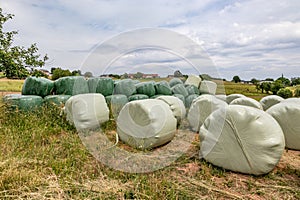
[128, 73, 159, 79]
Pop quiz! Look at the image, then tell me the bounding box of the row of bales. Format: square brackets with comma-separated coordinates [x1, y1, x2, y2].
[3, 75, 300, 176]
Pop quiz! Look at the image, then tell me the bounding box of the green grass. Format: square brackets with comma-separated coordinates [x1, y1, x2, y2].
[0, 79, 24, 92]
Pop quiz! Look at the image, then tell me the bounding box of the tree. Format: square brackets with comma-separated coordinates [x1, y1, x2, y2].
[174, 70, 183, 77]
[250, 78, 259, 85]
[232, 75, 241, 83]
[51, 68, 72, 80]
[276, 76, 290, 87]
[71, 70, 81, 76]
[270, 80, 284, 95]
[277, 88, 293, 99]
[133, 72, 143, 79]
[84, 71, 93, 78]
[291, 77, 300, 86]
[123, 73, 129, 78]
[294, 88, 300, 97]
[0, 8, 48, 79]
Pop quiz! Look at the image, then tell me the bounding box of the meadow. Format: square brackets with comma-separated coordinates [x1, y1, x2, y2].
[0, 78, 299, 199]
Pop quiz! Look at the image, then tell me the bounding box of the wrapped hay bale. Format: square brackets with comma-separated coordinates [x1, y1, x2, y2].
[169, 78, 183, 87]
[65, 93, 109, 130]
[105, 94, 129, 118]
[4, 95, 43, 111]
[44, 95, 71, 106]
[128, 94, 149, 102]
[136, 82, 156, 97]
[215, 94, 227, 102]
[200, 105, 285, 175]
[185, 84, 200, 95]
[154, 81, 172, 95]
[22, 76, 54, 97]
[185, 74, 202, 88]
[114, 79, 136, 97]
[185, 94, 200, 108]
[87, 78, 99, 93]
[260, 95, 284, 111]
[156, 95, 186, 124]
[117, 99, 177, 149]
[171, 84, 189, 97]
[282, 97, 300, 104]
[96, 77, 114, 96]
[267, 102, 300, 150]
[55, 76, 89, 96]
[230, 96, 263, 110]
[188, 95, 227, 132]
[172, 94, 185, 105]
[226, 94, 245, 104]
[199, 80, 217, 95]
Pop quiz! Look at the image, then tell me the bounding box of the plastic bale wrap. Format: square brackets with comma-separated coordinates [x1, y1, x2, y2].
[22, 76, 54, 97]
[260, 95, 284, 111]
[154, 81, 172, 95]
[267, 102, 300, 150]
[156, 95, 186, 125]
[188, 94, 227, 132]
[136, 82, 156, 97]
[200, 105, 285, 175]
[105, 94, 129, 118]
[172, 94, 185, 105]
[114, 79, 136, 97]
[171, 84, 189, 97]
[55, 76, 89, 96]
[185, 94, 200, 108]
[185, 74, 202, 88]
[185, 84, 200, 95]
[128, 94, 149, 102]
[199, 80, 217, 95]
[169, 78, 183, 87]
[4, 95, 43, 111]
[117, 99, 177, 150]
[282, 97, 300, 104]
[96, 78, 114, 96]
[215, 94, 227, 102]
[226, 94, 246, 104]
[65, 93, 109, 131]
[44, 95, 71, 106]
[87, 78, 99, 93]
[230, 96, 263, 110]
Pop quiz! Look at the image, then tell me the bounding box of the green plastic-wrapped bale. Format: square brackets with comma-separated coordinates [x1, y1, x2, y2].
[136, 82, 156, 97]
[87, 78, 99, 93]
[4, 95, 43, 111]
[55, 76, 89, 96]
[185, 85, 200, 95]
[44, 95, 71, 106]
[128, 94, 149, 102]
[22, 76, 54, 97]
[155, 81, 172, 95]
[172, 84, 189, 97]
[185, 94, 200, 108]
[173, 94, 185, 105]
[169, 78, 183, 87]
[106, 94, 129, 118]
[114, 79, 136, 97]
[96, 78, 114, 96]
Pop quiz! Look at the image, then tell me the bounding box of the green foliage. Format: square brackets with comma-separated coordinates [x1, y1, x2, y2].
[250, 78, 259, 85]
[232, 75, 241, 83]
[294, 88, 300, 97]
[291, 77, 300, 86]
[276, 76, 290, 87]
[133, 72, 143, 79]
[31, 69, 48, 78]
[271, 80, 284, 95]
[51, 68, 72, 80]
[259, 81, 272, 94]
[83, 71, 93, 78]
[277, 88, 293, 99]
[0, 8, 48, 79]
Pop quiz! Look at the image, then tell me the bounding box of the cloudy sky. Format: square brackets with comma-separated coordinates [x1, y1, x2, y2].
[1, 0, 299, 80]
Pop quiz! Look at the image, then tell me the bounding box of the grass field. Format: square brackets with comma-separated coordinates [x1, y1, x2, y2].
[0, 78, 299, 199]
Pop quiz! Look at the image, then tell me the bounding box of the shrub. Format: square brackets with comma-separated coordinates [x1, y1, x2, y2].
[294, 88, 300, 97]
[277, 88, 293, 99]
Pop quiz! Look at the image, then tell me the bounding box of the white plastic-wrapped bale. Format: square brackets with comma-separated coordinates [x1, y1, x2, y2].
[117, 99, 177, 150]
[154, 81, 172, 95]
[282, 97, 300, 104]
[169, 78, 183, 87]
[188, 95, 227, 132]
[128, 94, 149, 102]
[105, 94, 128, 118]
[172, 94, 185, 105]
[44, 95, 71, 106]
[226, 94, 245, 104]
[22, 77, 54, 97]
[199, 80, 217, 95]
[200, 105, 285, 175]
[65, 93, 109, 131]
[136, 82, 156, 97]
[260, 95, 284, 111]
[185, 85, 200, 95]
[230, 96, 263, 110]
[4, 94, 43, 111]
[171, 84, 189, 97]
[185, 75, 202, 88]
[114, 79, 136, 97]
[185, 94, 199, 108]
[215, 94, 227, 102]
[267, 102, 300, 150]
[156, 95, 186, 124]
[55, 76, 89, 96]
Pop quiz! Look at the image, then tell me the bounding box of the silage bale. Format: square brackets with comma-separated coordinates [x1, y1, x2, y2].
[172, 94, 185, 105]
[65, 93, 109, 130]
[171, 84, 189, 97]
[4, 95, 43, 111]
[128, 94, 149, 102]
[114, 79, 136, 97]
[22, 76, 54, 97]
[267, 102, 300, 150]
[185, 74, 202, 88]
[200, 105, 285, 175]
[117, 99, 177, 150]
[185, 94, 200, 108]
[136, 82, 156, 97]
[105, 94, 129, 118]
[215, 94, 227, 102]
[169, 78, 183, 87]
[185, 84, 200, 95]
[187, 94, 227, 132]
[226, 94, 245, 104]
[44, 95, 71, 106]
[199, 80, 217, 95]
[156, 95, 186, 124]
[154, 81, 172, 95]
[230, 96, 263, 110]
[87, 77, 99, 93]
[55, 76, 89, 96]
[282, 97, 300, 104]
[260, 95, 284, 111]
